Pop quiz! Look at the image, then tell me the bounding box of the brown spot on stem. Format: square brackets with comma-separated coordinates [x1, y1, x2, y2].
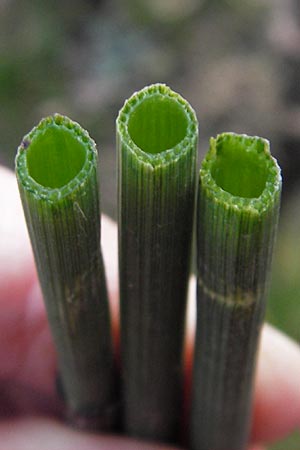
[21, 139, 30, 150]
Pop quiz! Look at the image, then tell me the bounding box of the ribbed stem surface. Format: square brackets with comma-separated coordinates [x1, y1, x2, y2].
[15, 114, 116, 429]
[191, 133, 281, 450]
[117, 84, 198, 442]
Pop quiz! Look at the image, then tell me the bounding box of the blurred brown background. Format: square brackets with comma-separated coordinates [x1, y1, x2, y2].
[0, 0, 299, 447]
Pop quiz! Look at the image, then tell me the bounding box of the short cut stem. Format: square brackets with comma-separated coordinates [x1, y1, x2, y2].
[117, 84, 198, 442]
[190, 133, 281, 450]
[15, 114, 117, 430]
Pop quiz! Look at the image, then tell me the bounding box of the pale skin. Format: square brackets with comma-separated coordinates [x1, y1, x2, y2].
[0, 166, 299, 450]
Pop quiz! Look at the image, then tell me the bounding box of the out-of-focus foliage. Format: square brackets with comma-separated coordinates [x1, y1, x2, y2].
[268, 429, 300, 450]
[267, 189, 300, 343]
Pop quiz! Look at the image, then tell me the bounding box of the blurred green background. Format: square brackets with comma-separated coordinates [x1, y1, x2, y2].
[0, 0, 299, 448]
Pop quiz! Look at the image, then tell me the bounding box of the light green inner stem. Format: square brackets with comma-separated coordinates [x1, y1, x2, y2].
[26, 125, 86, 188]
[211, 137, 268, 198]
[127, 94, 188, 154]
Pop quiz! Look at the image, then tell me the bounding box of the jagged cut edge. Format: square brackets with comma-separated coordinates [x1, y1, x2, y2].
[116, 83, 198, 168]
[200, 132, 282, 215]
[15, 114, 97, 203]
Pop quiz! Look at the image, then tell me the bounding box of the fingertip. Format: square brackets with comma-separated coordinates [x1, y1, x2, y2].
[183, 277, 196, 426]
[252, 324, 300, 442]
[101, 214, 119, 348]
[0, 166, 35, 301]
[0, 166, 38, 379]
[0, 418, 180, 450]
[101, 214, 118, 297]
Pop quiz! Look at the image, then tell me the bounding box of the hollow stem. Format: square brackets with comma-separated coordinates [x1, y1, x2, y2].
[190, 133, 281, 450]
[15, 114, 117, 430]
[117, 84, 198, 442]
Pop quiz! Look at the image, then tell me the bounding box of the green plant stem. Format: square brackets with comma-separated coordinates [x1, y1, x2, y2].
[190, 133, 281, 450]
[117, 84, 198, 442]
[15, 114, 117, 430]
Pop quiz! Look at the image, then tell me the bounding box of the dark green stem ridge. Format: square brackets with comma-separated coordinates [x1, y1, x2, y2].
[16, 114, 117, 430]
[190, 133, 281, 450]
[117, 84, 198, 442]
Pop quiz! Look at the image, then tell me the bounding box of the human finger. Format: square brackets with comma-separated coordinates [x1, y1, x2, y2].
[0, 417, 179, 450]
[0, 417, 266, 450]
[251, 323, 300, 443]
[2, 165, 300, 448]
